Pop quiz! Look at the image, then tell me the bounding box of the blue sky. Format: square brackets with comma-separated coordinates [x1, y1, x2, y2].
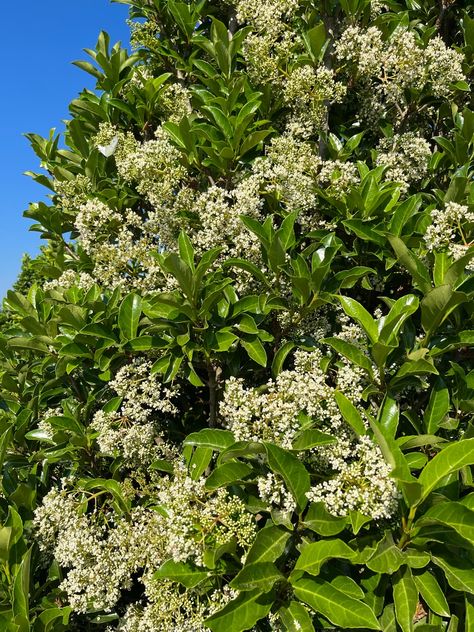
[0, 1, 131, 299]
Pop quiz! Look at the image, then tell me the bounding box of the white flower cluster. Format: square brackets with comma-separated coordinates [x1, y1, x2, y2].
[54, 174, 93, 213]
[118, 581, 237, 632]
[253, 135, 359, 225]
[258, 472, 296, 513]
[236, 0, 300, 86]
[190, 181, 263, 261]
[43, 269, 96, 294]
[222, 343, 397, 521]
[376, 133, 431, 191]
[336, 25, 465, 122]
[159, 82, 193, 123]
[157, 465, 256, 566]
[113, 125, 187, 211]
[37, 407, 63, 440]
[74, 199, 163, 291]
[424, 202, 474, 268]
[92, 358, 179, 465]
[34, 469, 256, 618]
[34, 486, 166, 613]
[307, 435, 400, 520]
[284, 65, 346, 138]
[236, 0, 299, 35]
[220, 349, 363, 449]
[110, 358, 179, 422]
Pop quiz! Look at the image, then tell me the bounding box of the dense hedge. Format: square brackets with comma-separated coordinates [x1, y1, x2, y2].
[1, 0, 474, 630]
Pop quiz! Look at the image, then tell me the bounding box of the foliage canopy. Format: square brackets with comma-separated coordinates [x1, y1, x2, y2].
[1, 0, 474, 630]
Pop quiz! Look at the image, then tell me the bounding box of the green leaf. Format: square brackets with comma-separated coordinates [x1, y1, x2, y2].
[387, 235, 431, 294]
[321, 337, 374, 377]
[278, 600, 315, 632]
[292, 429, 336, 450]
[294, 539, 356, 576]
[241, 338, 267, 367]
[272, 341, 296, 377]
[264, 443, 310, 513]
[432, 552, 474, 594]
[205, 462, 253, 490]
[392, 565, 418, 632]
[349, 510, 373, 534]
[205, 589, 274, 632]
[417, 439, 474, 503]
[416, 501, 474, 544]
[413, 570, 450, 617]
[330, 575, 365, 600]
[292, 577, 380, 630]
[37, 607, 72, 630]
[245, 525, 291, 565]
[303, 502, 348, 536]
[302, 22, 326, 60]
[389, 196, 421, 236]
[178, 231, 195, 269]
[334, 391, 367, 436]
[0, 426, 13, 473]
[337, 296, 378, 344]
[421, 285, 468, 338]
[395, 358, 439, 378]
[405, 548, 430, 569]
[189, 446, 213, 480]
[184, 429, 235, 451]
[153, 560, 207, 588]
[378, 395, 399, 439]
[118, 293, 142, 340]
[379, 295, 419, 346]
[161, 252, 195, 299]
[369, 416, 422, 507]
[466, 594, 474, 631]
[230, 563, 284, 592]
[12, 546, 32, 621]
[366, 532, 406, 574]
[423, 378, 450, 434]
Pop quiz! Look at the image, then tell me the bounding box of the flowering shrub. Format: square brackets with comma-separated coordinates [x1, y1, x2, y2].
[0, 0, 474, 630]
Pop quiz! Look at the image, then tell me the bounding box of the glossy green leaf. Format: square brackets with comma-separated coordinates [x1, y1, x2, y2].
[292, 577, 380, 630]
[321, 337, 374, 377]
[241, 338, 267, 367]
[303, 502, 348, 536]
[12, 546, 32, 621]
[230, 562, 284, 592]
[432, 553, 474, 594]
[413, 570, 450, 617]
[366, 532, 406, 574]
[245, 525, 291, 565]
[392, 565, 418, 632]
[184, 429, 236, 451]
[278, 600, 315, 632]
[271, 341, 296, 377]
[417, 439, 474, 503]
[205, 462, 253, 489]
[118, 293, 142, 340]
[421, 285, 468, 337]
[153, 560, 207, 588]
[295, 539, 356, 575]
[205, 589, 274, 632]
[417, 501, 474, 544]
[264, 443, 310, 513]
[291, 429, 336, 450]
[337, 296, 378, 344]
[334, 391, 367, 435]
[424, 378, 450, 434]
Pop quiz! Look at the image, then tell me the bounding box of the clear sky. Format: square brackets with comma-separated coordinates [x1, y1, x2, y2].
[0, 0, 131, 299]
